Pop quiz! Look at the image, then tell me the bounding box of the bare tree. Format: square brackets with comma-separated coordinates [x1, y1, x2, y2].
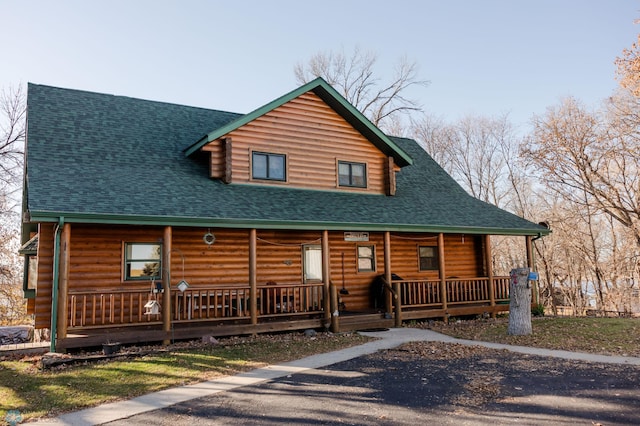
[0, 85, 25, 209]
[410, 113, 455, 172]
[615, 28, 640, 97]
[0, 201, 26, 325]
[0, 85, 27, 324]
[412, 113, 530, 214]
[294, 47, 429, 131]
[526, 96, 640, 247]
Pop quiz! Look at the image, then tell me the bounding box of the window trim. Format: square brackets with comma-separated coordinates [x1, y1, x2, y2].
[418, 244, 439, 271]
[337, 160, 367, 188]
[123, 242, 162, 281]
[357, 244, 376, 273]
[251, 151, 287, 182]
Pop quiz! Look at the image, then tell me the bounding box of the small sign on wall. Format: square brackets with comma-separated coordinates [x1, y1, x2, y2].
[344, 232, 369, 242]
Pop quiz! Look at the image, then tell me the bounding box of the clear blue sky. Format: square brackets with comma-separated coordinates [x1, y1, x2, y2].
[2, 0, 638, 132]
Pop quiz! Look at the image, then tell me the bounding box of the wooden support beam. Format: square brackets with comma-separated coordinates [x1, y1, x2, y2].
[162, 226, 172, 343]
[322, 230, 331, 327]
[384, 231, 392, 315]
[249, 229, 258, 325]
[525, 235, 539, 305]
[393, 280, 402, 328]
[438, 233, 448, 322]
[330, 281, 339, 332]
[57, 223, 71, 340]
[525, 235, 534, 269]
[485, 234, 496, 318]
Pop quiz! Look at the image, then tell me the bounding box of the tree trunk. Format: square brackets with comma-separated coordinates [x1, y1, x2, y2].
[508, 267, 532, 335]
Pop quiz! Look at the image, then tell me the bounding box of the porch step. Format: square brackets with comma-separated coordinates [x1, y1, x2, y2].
[337, 313, 395, 332]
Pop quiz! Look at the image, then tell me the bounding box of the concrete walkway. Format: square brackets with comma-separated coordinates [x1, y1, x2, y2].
[34, 328, 640, 425]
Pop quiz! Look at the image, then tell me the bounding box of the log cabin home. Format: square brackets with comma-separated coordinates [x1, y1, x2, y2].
[20, 78, 550, 351]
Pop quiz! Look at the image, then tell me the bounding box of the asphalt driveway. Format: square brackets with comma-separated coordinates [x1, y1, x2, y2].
[98, 333, 640, 426]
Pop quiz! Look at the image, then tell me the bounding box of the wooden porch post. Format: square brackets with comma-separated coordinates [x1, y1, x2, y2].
[438, 233, 448, 322]
[56, 223, 71, 341]
[485, 234, 496, 318]
[384, 231, 401, 326]
[525, 235, 538, 305]
[322, 230, 331, 327]
[249, 229, 258, 325]
[384, 232, 393, 315]
[162, 226, 172, 344]
[330, 280, 339, 332]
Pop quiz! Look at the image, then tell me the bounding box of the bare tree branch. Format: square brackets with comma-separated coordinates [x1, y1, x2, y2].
[0, 85, 25, 191]
[294, 47, 429, 131]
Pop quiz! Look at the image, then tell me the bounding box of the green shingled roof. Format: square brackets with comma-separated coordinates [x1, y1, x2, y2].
[23, 83, 549, 237]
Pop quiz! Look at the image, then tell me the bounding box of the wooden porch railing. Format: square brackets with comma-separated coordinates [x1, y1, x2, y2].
[395, 276, 510, 308]
[68, 283, 325, 329]
[173, 283, 325, 321]
[258, 283, 324, 316]
[67, 278, 507, 329]
[68, 289, 162, 328]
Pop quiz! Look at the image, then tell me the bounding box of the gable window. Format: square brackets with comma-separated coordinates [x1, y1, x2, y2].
[252, 151, 286, 181]
[338, 161, 366, 188]
[357, 245, 376, 272]
[125, 243, 162, 281]
[418, 245, 438, 271]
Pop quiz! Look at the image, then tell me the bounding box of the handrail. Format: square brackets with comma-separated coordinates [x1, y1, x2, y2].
[379, 276, 398, 299]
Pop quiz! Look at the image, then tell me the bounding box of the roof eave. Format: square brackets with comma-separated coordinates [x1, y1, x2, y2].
[27, 210, 550, 237]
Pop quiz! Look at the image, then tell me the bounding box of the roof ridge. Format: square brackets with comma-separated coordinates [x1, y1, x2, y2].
[27, 82, 244, 116]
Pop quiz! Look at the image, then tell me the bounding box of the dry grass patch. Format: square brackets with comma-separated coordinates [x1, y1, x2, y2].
[417, 316, 640, 357]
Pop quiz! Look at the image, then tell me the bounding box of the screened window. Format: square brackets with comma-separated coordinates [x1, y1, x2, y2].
[252, 152, 286, 181]
[338, 161, 366, 188]
[419, 246, 438, 271]
[357, 245, 376, 272]
[125, 243, 162, 280]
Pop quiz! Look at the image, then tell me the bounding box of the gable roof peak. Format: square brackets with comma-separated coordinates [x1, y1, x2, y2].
[184, 78, 413, 167]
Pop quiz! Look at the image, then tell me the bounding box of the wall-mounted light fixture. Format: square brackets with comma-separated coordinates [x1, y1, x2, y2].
[203, 229, 216, 246]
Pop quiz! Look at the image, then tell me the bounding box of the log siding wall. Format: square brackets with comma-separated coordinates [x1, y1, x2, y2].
[208, 92, 389, 194]
[32, 225, 487, 329]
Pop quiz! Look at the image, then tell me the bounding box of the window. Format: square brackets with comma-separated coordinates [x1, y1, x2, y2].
[338, 161, 366, 188]
[27, 257, 38, 290]
[357, 245, 376, 272]
[125, 243, 162, 280]
[419, 246, 438, 271]
[303, 244, 323, 282]
[252, 152, 286, 181]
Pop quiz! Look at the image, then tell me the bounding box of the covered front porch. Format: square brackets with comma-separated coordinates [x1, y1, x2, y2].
[48, 226, 536, 351]
[56, 276, 513, 350]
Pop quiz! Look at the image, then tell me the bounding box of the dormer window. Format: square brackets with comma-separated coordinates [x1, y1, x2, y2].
[252, 151, 286, 181]
[338, 161, 367, 188]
